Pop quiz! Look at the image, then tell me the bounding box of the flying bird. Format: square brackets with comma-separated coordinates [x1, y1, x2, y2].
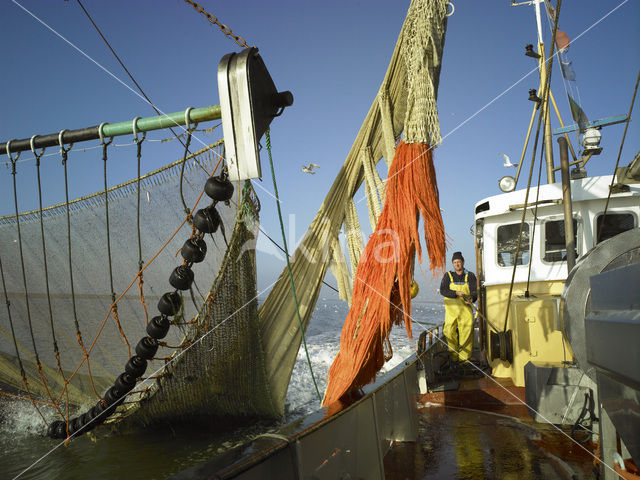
[302, 163, 320, 174]
[499, 153, 518, 168]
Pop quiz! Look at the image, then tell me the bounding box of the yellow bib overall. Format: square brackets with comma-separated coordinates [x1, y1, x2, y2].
[443, 272, 473, 362]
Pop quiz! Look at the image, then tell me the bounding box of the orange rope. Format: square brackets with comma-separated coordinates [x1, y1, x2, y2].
[137, 271, 150, 326]
[77, 332, 102, 399]
[111, 303, 131, 357]
[0, 389, 57, 406]
[323, 141, 445, 406]
[21, 374, 48, 424]
[36, 362, 65, 420]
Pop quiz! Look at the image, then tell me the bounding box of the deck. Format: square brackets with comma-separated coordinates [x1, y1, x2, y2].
[384, 372, 597, 479]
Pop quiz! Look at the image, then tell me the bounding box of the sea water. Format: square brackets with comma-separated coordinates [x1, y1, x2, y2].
[0, 299, 444, 480]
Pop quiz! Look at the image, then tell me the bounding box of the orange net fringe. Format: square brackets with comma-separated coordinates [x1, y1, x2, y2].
[323, 141, 445, 406]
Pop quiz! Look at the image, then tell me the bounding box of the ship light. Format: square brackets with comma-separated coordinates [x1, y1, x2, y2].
[498, 175, 516, 192]
[581, 127, 602, 155]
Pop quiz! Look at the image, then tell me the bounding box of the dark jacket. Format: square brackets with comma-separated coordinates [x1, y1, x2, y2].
[440, 270, 478, 302]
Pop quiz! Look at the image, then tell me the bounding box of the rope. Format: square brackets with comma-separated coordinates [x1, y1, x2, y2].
[60, 133, 81, 333]
[7, 143, 40, 366]
[179, 108, 196, 217]
[6, 142, 59, 422]
[100, 127, 116, 304]
[597, 69, 640, 242]
[133, 118, 150, 326]
[265, 129, 321, 402]
[100, 127, 131, 356]
[0, 255, 27, 384]
[31, 137, 60, 360]
[59, 134, 103, 401]
[525, 140, 547, 293]
[32, 138, 69, 418]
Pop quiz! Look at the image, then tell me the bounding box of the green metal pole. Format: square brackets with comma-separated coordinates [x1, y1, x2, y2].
[1, 104, 222, 155]
[102, 105, 221, 137]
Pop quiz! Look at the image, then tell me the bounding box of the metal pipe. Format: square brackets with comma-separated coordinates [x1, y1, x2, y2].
[536, 43, 556, 184]
[513, 101, 538, 187]
[548, 90, 578, 162]
[543, 89, 556, 184]
[558, 136, 576, 272]
[1, 104, 221, 156]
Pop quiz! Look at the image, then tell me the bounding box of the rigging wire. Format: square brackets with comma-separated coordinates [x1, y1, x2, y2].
[265, 129, 322, 402]
[32, 137, 68, 395]
[179, 109, 197, 217]
[133, 119, 151, 326]
[597, 69, 640, 242]
[525, 140, 547, 294]
[75, 0, 198, 160]
[256, 224, 340, 295]
[7, 145, 40, 365]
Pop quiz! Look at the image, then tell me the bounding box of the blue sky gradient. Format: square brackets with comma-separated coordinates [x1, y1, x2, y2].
[1, 0, 638, 301]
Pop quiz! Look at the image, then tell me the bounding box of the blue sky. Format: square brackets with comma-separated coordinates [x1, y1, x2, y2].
[1, 0, 638, 301]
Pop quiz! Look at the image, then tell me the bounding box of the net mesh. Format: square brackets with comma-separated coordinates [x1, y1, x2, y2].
[0, 141, 275, 430]
[113, 209, 277, 429]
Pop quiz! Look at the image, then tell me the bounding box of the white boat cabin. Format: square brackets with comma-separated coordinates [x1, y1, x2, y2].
[475, 175, 639, 286]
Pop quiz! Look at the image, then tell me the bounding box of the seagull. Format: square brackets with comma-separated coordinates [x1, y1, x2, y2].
[499, 153, 518, 168]
[302, 163, 320, 174]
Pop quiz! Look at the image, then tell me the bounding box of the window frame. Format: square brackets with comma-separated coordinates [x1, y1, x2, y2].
[495, 221, 531, 268]
[540, 215, 582, 265]
[593, 211, 637, 245]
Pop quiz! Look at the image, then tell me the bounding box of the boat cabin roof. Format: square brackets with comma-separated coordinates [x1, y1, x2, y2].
[473, 175, 640, 286]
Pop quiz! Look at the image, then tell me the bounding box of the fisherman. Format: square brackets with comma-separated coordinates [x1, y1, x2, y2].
[440, 251, 478, 363]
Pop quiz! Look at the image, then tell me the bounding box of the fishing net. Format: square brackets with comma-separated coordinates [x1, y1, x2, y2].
[114, 190, 278, 429]
[0, 138, 275, 436]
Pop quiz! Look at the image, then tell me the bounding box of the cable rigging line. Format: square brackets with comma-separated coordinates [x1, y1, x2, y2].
[75, 0, 199, 161]
[597, 69, 640, 242]
[265, 129, 322, 402]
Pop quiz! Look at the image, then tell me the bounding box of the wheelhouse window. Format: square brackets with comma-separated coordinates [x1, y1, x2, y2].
[543, 219, 577, 262]
[497, 223, 530, 266]
[596, 213, 636, 243]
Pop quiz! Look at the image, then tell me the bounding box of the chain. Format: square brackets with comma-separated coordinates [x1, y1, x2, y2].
[183, 0, 250, 48]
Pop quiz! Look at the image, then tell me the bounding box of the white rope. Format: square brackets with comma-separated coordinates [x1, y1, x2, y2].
[329, 236, 352, 304]
[344, 200, 364, 277]
[361, 150, 380, 230]
[377, 89, 396, 167]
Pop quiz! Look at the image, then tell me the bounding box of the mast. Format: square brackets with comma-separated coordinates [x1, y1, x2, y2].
[539, 46, 556, 184]
[513, 0, 556, 183]
[511, 0, 556, 183]
[535, 0, 556, 183]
